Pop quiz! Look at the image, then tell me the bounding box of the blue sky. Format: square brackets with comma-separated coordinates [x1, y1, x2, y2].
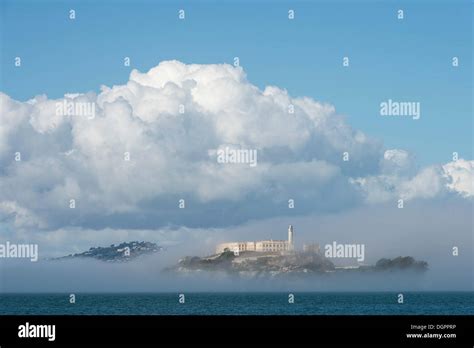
[1, 0, 472, 166]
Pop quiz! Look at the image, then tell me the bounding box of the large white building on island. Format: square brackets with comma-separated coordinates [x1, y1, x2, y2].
[216, 225, 295, 254]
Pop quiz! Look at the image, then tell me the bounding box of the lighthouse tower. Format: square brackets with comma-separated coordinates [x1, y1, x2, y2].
[288, 225, 294, 251]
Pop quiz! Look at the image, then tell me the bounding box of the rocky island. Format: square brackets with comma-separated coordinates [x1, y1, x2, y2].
[165, 250, 428, 278]
[165, 225, 428, 278]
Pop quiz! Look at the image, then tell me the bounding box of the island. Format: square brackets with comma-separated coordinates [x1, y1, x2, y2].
[165, 225, 428, 278]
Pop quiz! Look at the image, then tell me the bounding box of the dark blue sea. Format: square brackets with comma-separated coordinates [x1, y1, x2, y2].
[1, 292, 473, 315]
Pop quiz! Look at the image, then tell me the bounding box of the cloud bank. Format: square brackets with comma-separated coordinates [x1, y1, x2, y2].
[0, 60, 472, 253]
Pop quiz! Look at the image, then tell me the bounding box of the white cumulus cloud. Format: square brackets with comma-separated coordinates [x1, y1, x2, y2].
[0, 60, 471, 240]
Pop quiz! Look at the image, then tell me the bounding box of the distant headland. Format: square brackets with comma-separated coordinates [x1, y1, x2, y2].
[52, 241, 163, 262]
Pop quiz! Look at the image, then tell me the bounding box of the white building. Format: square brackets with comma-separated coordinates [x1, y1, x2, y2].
[216, 225, 295, 254]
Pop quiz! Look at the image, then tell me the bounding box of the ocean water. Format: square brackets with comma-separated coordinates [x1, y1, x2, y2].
[1, 292, 473, 315]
